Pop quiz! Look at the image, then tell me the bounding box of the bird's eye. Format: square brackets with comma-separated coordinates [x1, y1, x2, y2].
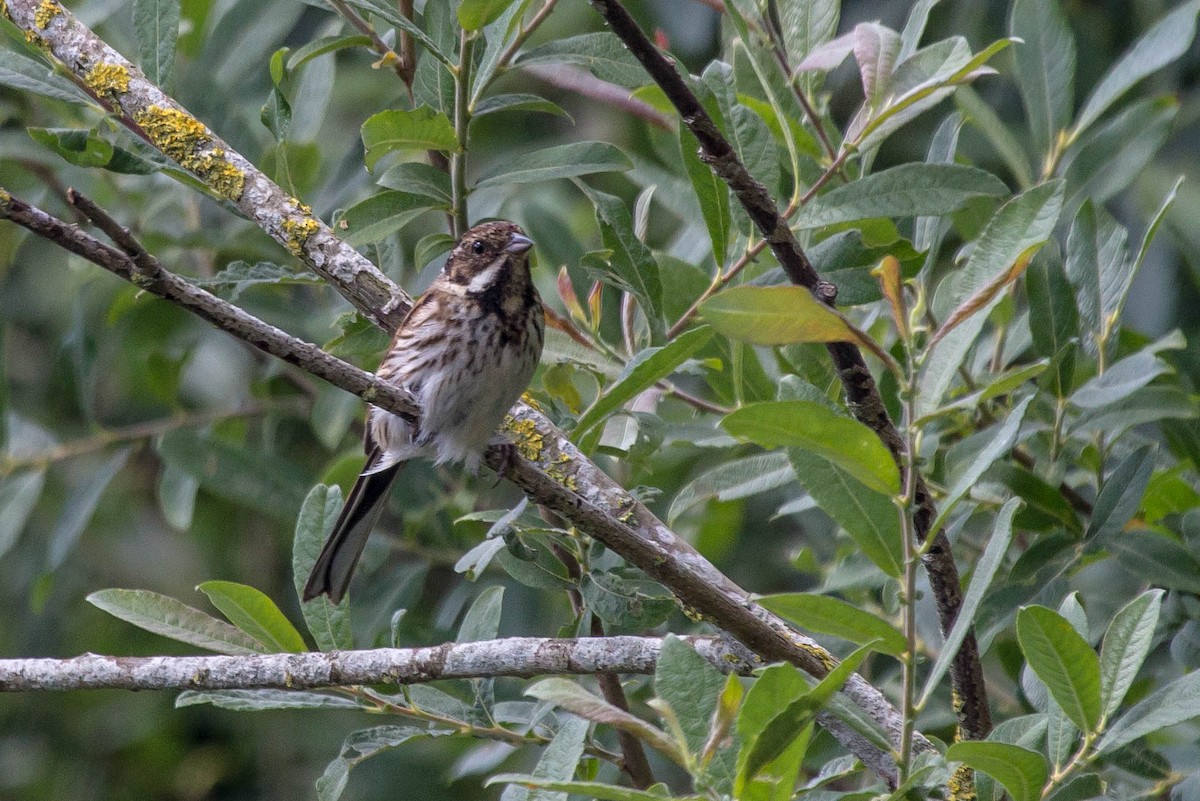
[471, 240, 486, 255]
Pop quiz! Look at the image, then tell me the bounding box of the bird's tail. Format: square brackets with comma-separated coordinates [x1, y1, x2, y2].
[302, 460, 404, 603]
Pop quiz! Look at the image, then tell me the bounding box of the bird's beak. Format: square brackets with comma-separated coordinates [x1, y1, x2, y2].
[506, 233, 534, 254]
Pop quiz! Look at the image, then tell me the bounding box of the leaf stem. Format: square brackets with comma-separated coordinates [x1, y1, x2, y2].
[451, 29, 475, 237]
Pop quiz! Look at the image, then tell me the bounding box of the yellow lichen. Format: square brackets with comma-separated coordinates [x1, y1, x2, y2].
[134, 105, 245, 201]
[290, 198, 312, 216]
[502, 416, 544, 463]
[519, 391, 543, 411]
[1, 1, 9, 22]
[34, 0, 60, 28]
[85, 63, 130, 99]
[796, 641, 837, 672]
[282, 215, 320, 256]
[947, 764, 978, 801]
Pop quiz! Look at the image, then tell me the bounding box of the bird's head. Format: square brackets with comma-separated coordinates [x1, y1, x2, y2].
[443, 221, 535, 294]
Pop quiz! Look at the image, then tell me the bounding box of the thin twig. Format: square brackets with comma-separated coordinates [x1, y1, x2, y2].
[522, 64, 673, 130]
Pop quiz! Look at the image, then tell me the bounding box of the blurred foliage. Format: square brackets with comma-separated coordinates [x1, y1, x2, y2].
[3, 0, 1200, 799]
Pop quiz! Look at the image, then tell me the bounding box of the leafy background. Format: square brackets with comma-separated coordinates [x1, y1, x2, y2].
[2, 0, 1200, 799]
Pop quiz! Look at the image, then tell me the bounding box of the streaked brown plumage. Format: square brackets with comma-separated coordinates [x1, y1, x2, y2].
[303, 221, 543, 602]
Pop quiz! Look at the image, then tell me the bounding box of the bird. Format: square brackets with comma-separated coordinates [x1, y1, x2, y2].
[303, 221, 544, 603]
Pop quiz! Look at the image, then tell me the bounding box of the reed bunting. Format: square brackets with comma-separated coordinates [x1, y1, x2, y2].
[304, 221, 544, 602]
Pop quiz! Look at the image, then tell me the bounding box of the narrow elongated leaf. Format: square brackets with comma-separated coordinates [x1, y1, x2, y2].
[336, 191, 446, 246]
[1084, 445, 1155, 545]
[788, 449, 904, 577]
[28, 128, 114, 168]
[934, 395, 1032, 531]
[724, 402, 900, 495]
[854, 23, 901, 108]
[921, 498, 1020, 706]
[293, 485, 352, 651]
[500, 716, 588, 801]
[655, 636, 728, 756]
[1027, 257, 1079, 398]
[48, 448, 130, 568]
[918, 181, 1064, 416]
[1098, 669, 1200, 754]
[492, 777, 695, 801]
[757, 593, 906, 655]
[525, 678, 682, 763]
[680, 127, 730, 266]
[1071, 346, 1175, 409]
[87, 588, 265, 654]
[575, 183, 664, 336]
[573, 327, 711, 437]
[176, 689, 362, 711]
[474, 141, 631, 189]
[341, 0, 454, 67]
[1064, 202, 1127, 352]
[1009, 0, 1075, 159]
[947, 741, 1048, 801]
[457, 0, 519, 30]
[517, 33, 648, 89]
[0, 470, 46, 558]
[197, 581, 307, 653]
[317, 725, 445, 801]
[1073, 0, 1200, 136]
[457, 585, 505, 643]
[700, 285, 856, 346]
[793, 163, 1007, 228]
[1110, 531, 1200, 594]
[134, 0, 180, 86]
[1100, 590, 1164, 720]
[1017, 606, 1102, 733]
[668, 453, 794, 524]
[474, 93, 569, 119]
[1064, 96, 1177, 211]
[0, 52, 91, 104]
[361, 107, 460, 170]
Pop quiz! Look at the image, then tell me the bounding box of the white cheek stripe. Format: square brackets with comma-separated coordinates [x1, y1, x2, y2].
[466, 256, 507, 293]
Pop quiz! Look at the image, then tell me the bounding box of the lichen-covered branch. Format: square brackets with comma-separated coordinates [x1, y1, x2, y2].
[0, 636, 755, 693]
[586, 0, 991, 744]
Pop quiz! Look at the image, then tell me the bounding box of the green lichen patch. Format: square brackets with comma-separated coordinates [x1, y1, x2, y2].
[85, 63, 130, 99]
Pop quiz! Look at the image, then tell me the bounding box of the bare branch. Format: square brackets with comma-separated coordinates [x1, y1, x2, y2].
[0, 636, 757, 693]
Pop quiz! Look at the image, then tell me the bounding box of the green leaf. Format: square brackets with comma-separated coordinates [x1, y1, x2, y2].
[955, 87, 1034, 189]
[377, 161, 453, 203]
[191, 261, 322, 300]
[1072, 0, 1200, 137]
[655, 635, 728, 756]
[156, 429, 310, 519]
[133, 0, 180, 86]
[335, 191, 445, 246]
[525, 678, 683, 763]
[157, 462, 198, 531]
[489, 777, 696, 801]
[474, 141, 632, 189]
[177, 689, 362, 711]
[316, 725, 445, 801]
[0, 470, 45, 559]
[779, 0, 839, 73]
[1017, 606, 1102, 733]
[1064, 96, 1177, 211]
[500, 716, 589, 801]
[474, 93, 570, 120]
[457, 0, 519, 31]
[1098, 669, 1200, 754]
[918, 180, 1064, 416]
[341, 0, 455, 67]
[723, 402, 900, 496]
[793, 163, 1007, 228]
[197, 580, 307, 653]
[28, 127, 114, 168]
[517, 33, 648, 89]
[947, 741, 1048, 801]
[1071, 339, 1178, 409]
[668, 453, 794, 525]
[921, 498, 1020, 706]
[457, 585, 505, 643]
[1027, 258, 1079, 398]
[1084, 444, 1155, 545]
[86, 588, 265, 654]
[292, 485, 353, 651]
[578, 186, 665, 337]
[1100, 590, 1163, 720]
[285, 34, 374, 71]
[1109, 530, 1200, 594]
[933, 395, 1032, 532]
[1009, 0, 1075, 159]
[680, 126, 731, 266]
[1064, 201, 1127, 353]
[47, 448, 130, 569]
[0, 52, 91, 104]
[788, 449, 903, 577]
[1072, 386, 1197, 438]
[699, 285, 859, 347]
[573, 327, 711, 438]
[757, 593, 906, 655]
[360, 107, 460, 170]
[581, 572, 674, 630]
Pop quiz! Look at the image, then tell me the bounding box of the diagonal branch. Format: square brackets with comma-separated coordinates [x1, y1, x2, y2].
[586, 0, 991, 744]
[0, 636, 756, 693]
